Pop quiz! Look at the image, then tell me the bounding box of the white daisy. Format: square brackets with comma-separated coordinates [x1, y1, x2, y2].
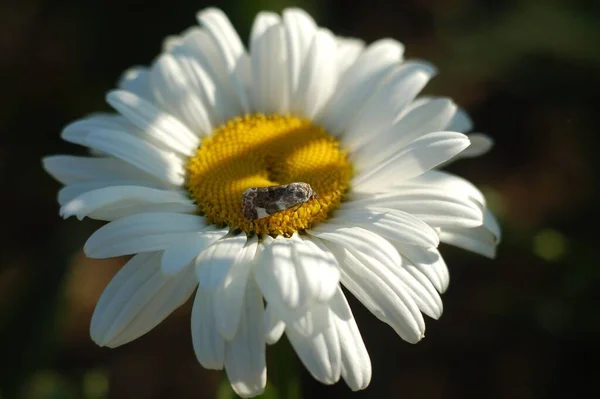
[43, 7, 500, 397]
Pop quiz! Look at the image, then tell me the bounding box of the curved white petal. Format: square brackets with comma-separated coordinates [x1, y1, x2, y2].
[344, 190, 484, 230]
[58, 180, 164, 206]
[84, 212, 207, 258]
[352, 131, 470, 192]
[324, 242, 425, 343]
[403, 263, 443, 319]
[329, 207, 439, 247]
[343, 61, 437, 151]
[439, 209, 500, 258]
[250, 11, 280, 51]
[390, 264, 443, 320]
[106, 90, 200, 156]
[446, 107, 473, 133]
[213, 236, 259, 340]
[253, 235, 307, 310]
[176, 28, 243, 122]
[197, 8, 250, 112]
[195, 234, 248, 288]
[294, 235, 341, 304]
[351, 98, 458, 170]
[285, 302, 342, 385]
[459, 133, 494, 158]
[335, 37, 364, 76]
[149, 54, 213, 135]
[250, 22, 289, 113]
[329, 287, 371, 391]
[397, 245, 450, 293]
[398, 170, 487, 206]
[161, 226, 230, 276]
[191, 288, 225, 370]
[224, 279, 267, 398]
[60, 113, 170, 153]
[317, 38, 404, 133]
[308, 225, 402, 272]
[264, 305, 286, 345]
[43, 155, 161, 186]
[312, 225, 437, 320]
[62, 127, 185, 186]
[60, 113, 132, 141]
[283, 8, 317, 104]
[294, 28, 338, 118]
[60, 185, 196, 221]
[118, 66, 152, 100]
[90, 252, 197, 347]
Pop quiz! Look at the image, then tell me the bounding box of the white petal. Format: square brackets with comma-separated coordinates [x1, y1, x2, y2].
[446, 106, 473, 133]
[308, 225, 402, 273]
[90, 252, 197, 347]
[149, 54, 213, 135]
[84, 212, 207, 258]
[310, 226, 428, 336]
[397, 245, 450, 293]
[62, 128, 185, 186]
[197, 8, 250, 113]
[317, 38, 404, 133]
[195, 234, 247, 288]
[43, 155, 160, 186]
[329, 207, 439, 247]
[352, 131, 470, 192]
[80, 202, 198, 222]
[285, 302, 342, 385]
[398, 170, 486, 206]
[224, 279, 267, 398]
[253, 235, 306, 310]
[343, 61, 437, 151]
[439, 209, 500, 258]
[264, 304, 286, 345]
[214, 236, 259, 340]
[344, 190, 484, 230]
[389, 264, 443, 320]
[250, 12, 280, 51]
[460, 133, 494, 158]
[58, 180, 163, 206]
[335, 37, 365, 76]
[329, 287, 371, 391]
[283, 8, 317, 102]
[294, 28, 338, 118]
[294, 235, 341, 303]
[161, 226, 230, 276]
[176, 28, 243, 122]
[191, 288, 225, 369]
[60, 186, 195, 221]
[351, 98, 458, 170]
[106, 90, 200, 156]
[118, 66, 152, 100]
[168, 44, 226, 126]
[403, 263, 444, 319]
[250, 22, 289, 113]
[328, 244, 424, 343]
[60, 113, 173, 154]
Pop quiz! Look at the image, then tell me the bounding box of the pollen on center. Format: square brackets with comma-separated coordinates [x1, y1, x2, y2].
[185, 114, 352, 236]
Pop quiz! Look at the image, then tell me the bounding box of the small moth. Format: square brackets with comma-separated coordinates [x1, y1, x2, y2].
[242, 182, 317, 220]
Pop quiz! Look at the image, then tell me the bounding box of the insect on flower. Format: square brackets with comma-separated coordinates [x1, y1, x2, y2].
[242, 182, 317, 220]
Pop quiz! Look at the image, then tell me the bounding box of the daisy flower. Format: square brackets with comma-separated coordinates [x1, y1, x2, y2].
[43, 7, 500, 397]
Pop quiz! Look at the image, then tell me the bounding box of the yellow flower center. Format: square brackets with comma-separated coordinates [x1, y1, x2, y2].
[185, 114, 352, 236]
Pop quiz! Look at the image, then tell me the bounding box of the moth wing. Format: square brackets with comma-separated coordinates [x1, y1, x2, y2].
[255, 207, 270, 219]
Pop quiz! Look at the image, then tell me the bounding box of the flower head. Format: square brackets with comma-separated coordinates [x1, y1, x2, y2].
[44, 7, 499, 397]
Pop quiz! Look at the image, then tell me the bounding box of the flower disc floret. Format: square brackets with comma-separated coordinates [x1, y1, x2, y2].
[185, 114, 352, 236]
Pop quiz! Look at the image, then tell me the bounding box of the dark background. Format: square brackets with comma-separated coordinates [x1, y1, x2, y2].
[1, 0, 599, 398]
